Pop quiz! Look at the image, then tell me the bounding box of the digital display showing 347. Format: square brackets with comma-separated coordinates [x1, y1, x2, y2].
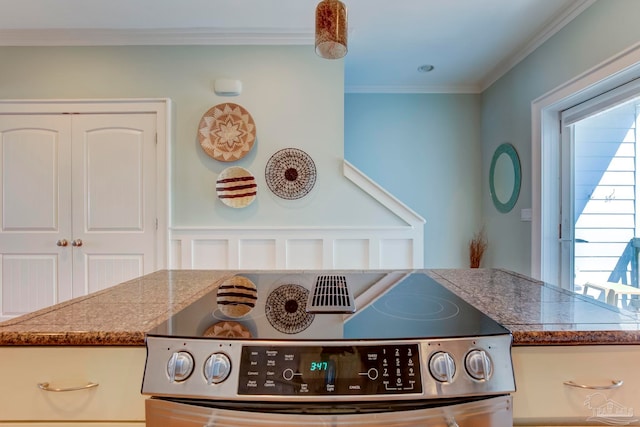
[310, 361, 330, 371]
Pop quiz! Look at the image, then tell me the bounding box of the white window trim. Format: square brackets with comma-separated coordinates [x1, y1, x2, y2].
[531, 42, 640, 283]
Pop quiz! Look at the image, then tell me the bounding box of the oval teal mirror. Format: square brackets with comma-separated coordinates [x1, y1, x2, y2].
[490, 143, 521, 213]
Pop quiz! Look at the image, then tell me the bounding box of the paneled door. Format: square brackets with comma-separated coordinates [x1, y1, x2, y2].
[0, 112, 159, 320]
[0, 115, 73, 318]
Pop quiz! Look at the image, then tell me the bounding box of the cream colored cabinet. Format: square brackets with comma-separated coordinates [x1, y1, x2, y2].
[0, 346, 146, 425]
[512, 345, 640, 426]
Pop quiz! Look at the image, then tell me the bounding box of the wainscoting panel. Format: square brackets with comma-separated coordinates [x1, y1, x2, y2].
[333, 239, 369, 270]
[170, 227, 423, 270]
[380, 239, 414, 269]
[192, 239, 228, 269]
[239, 239, 277, 270]
[285, 239, 324, 270]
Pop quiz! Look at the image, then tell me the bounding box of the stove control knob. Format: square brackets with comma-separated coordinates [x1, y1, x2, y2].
[204, 353, 232, 385]
[167, 351, 194, 383]
[429, 352, 456, 383]
[465, 350, 492, 381]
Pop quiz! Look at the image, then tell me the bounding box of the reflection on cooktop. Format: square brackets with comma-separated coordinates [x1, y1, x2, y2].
[344, 273, 509, 339]
[372, 292, 460, 321]
[152, 272, 509, 341]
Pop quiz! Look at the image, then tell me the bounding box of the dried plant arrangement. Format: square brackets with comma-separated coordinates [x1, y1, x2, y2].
[469, 228, 488, 268]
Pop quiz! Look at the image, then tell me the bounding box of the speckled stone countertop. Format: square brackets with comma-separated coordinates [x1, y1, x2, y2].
[1, 268, 639, 346]
[0, 270, 233, 346]
[429, 269, 640, 345]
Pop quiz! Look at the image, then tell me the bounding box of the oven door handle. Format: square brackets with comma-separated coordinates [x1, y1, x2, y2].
[563, 379, 623, 390]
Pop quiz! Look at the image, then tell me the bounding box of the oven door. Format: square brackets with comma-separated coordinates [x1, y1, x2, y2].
[145, 395, 512, 426]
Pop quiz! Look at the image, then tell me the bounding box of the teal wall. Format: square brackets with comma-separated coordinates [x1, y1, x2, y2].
[345, 0, 640, 274]
[345, 94, 481, 268]
[481, 0, 640, 275]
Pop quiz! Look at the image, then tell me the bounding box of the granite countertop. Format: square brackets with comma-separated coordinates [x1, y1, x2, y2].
[0, 268, 639, 346]
[0, 270, 234, 346]
[429, 269, 640, 345]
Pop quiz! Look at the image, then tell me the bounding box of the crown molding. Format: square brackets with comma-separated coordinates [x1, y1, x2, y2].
[0, 0, 596, 94]
[480, 0, 598, 92]
[344, 84, 481, 94]
[0, 28, 314, 46]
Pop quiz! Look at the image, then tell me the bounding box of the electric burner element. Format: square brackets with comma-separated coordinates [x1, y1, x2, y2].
[265, 284, 315, 334]
[372, 293, 460, 321]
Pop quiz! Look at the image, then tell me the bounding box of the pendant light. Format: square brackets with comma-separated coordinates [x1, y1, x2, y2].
[315, 0, 348, 59]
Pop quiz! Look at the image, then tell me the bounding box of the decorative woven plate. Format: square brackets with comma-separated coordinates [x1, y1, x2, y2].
[203, 321, 252, 338]
[216, 166, 257, 208]
[265, 148, 317, 200]
[216, 275, 258, 318]
[198, 103, 256, 162]
[265, 284, 315, 334]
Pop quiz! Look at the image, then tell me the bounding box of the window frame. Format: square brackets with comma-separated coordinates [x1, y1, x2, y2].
[532, 42, 640, 286]
[558, 80, 640, 289]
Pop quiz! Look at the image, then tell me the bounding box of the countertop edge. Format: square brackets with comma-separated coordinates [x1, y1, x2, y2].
[511, 330, 640, 346]
[0, 331, 146, 346]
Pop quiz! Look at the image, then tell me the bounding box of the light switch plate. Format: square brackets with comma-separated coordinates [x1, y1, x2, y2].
[520, 208, 532, 222]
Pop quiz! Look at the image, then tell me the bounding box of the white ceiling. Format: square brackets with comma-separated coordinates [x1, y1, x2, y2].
[0, 0, 595, 93]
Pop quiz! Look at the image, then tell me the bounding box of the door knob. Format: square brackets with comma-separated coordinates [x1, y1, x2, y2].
[56, 239, 68, 247]
[71, 239, 83, 247]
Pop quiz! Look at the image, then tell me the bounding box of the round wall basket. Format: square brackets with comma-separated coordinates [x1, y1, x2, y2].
[265, 148, 317, 200]
[216, 166, 257, 208]
[198, 103, 256, 162]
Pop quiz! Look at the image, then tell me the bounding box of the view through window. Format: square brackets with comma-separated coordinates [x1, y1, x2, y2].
[564, 91, 640, 310]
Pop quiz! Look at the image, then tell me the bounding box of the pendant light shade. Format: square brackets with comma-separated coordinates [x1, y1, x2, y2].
[315, 0, 348, 59]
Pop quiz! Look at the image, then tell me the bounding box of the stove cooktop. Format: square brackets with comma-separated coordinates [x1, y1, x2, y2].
[142, 271, 515, 403]
[150, 271, 508, 340]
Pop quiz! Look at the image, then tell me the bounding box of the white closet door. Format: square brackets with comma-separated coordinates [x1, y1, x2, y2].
[0, 115, 73, 318]
[71, 113, 157, 297]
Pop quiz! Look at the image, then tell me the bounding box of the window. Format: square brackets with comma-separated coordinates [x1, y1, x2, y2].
[532, 44, 640, 310]
[560, 82, 640, 308]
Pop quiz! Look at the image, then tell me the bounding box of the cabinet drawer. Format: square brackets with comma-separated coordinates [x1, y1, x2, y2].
[513, 346, 640, 426]
[0, 347, 146, 422]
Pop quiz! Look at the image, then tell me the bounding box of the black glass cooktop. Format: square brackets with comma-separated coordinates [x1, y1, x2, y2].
[343, 273, 508, 339]
[150, 271, 509, 340]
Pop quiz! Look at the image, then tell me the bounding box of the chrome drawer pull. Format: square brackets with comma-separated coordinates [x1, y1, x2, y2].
[563, 379, 623, 390]
[37, 382, 99, 392]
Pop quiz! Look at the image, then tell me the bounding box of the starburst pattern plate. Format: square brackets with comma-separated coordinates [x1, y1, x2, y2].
[198, 103, 256, 162]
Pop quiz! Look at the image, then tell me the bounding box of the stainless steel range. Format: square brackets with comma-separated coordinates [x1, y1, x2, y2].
[142, 271, 515, 426]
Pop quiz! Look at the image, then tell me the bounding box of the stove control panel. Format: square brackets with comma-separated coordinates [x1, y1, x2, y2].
[142, 335, 515, 402]
[238, 344, 420, 396]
